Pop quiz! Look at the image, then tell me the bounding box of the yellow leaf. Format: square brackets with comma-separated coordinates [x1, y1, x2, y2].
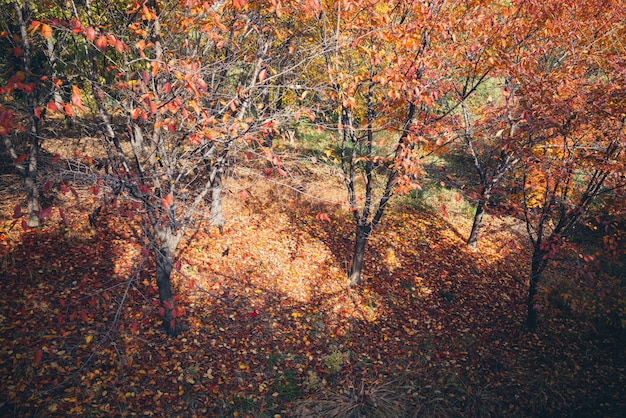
[85, 335, 93, 344]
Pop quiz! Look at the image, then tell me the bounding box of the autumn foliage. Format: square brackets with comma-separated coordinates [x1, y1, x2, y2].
[1, 0, 625, 416]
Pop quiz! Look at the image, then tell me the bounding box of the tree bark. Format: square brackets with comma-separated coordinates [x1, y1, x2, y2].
[526, 250, 544, 329]
[467, 198, 486, 250]
[25, 128, 41, 227]
[349, 224, 370, 286]
[210, 166, 225, 227]
[155, 243, 181, 336]
[14, 1, 41, 227]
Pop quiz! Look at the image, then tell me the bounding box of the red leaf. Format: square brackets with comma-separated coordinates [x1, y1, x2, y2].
[130, 321, 139, 334]
[86, 26, 96, 42]
[158, 307, 165, 316]
[59, 207, 69, 225]
[141, 247, 149, 257]
[115, 39, 125, 54]
[239, 189, 249, 200]
[43, 181, 52, 193]
[169, 319, 176, 330]
[90, 185, 100, 195]
[163, 300, 172, 310]
[34, 107, 41, 119]
[264, 168, 273, 179]
[52, 154, 61, 163]
[80, 310, 89, 322]
[12, 205, 22, 219]
[38, 206, 52, 220]
[34, 349, 43, 365]
[29, 20, 42, 31]
[161, 193, 173, 209]
[248, 310, 259, 318]
[15, 155, 27, 164]
[175, 260, 182, 271]
[455, 192, 461, 202]
[440, 204, 449, 218]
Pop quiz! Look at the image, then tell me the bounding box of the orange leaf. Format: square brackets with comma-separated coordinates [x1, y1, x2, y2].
[15, 155, 27, 164]
[233, 0, 247, 11]
[95, 35, 107, 51]
[316, 212, 331, 222]
[64, 103, 75, 118]
[41, 24, 52, 39]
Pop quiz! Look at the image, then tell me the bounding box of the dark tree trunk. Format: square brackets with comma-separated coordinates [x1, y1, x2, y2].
[349, 224, 371, 286]
[526, 250, 544, 329]
[155, 244, 181, 336]
[467, 198, 487, 250]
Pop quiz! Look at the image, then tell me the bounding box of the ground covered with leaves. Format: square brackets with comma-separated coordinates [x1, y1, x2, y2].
[0, 169, 625, 417]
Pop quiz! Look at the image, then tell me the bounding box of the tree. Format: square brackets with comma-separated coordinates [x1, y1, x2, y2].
[507, 0, 626, 328]
[311, 0, 530, 285]
[0, 1, 60, 227]
[58, 0, 319, 335]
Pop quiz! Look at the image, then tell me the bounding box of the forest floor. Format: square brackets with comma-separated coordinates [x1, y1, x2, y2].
[0, 144, 625, 417]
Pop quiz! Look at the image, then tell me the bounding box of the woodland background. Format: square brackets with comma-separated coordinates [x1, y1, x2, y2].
[1, 0, 625, 416]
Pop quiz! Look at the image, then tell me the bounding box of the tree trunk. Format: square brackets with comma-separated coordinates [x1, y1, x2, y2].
[349, 224, 371, 286]
[155, 244, 181, 336]
[526, 250, 543, 329]
[14, 1, 41, 227]
[25, 135, 41, 227]
[210, 167, 225, 227]
[467, 198, 486, 250]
